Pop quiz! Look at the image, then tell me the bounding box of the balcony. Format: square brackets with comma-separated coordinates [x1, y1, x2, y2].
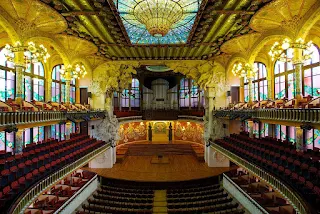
[214, 109, 320, 124]
[0, 110, 106, 130]
[114, 109, 204, 121]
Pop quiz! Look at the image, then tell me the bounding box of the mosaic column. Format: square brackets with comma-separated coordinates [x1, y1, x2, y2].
[46, 78, 52, 102]
[248, 78, 254, 103]
[65, 122, 72, 140]
[15, 129, 24, 154]
[65, 79, 71, 104]
[295, 127, 305, 151]
[293, 48, 304, 105]
[247, 120, 254, 138]
[15, 64, 25, 102]
[268, 124, 275, 138]
[267, 76, 272, 100]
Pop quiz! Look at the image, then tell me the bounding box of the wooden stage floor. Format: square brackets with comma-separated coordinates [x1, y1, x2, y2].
[82, 155, 231, 182]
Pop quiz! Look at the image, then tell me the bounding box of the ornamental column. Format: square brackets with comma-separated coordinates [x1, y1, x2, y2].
[15, 129, 24, 154]
[295, 127, 304, 151]
[247, 120, 254, 138]
[204, 86, 215, 163]
[248, 78, 254, 103]
[267, 76, 273, 100]
[46, 78, 52, 102]
[14, 49, 26, 104]
[293, 48, 304, 105]
[65, 79, 71, 104]
[65, 122, 72, 140]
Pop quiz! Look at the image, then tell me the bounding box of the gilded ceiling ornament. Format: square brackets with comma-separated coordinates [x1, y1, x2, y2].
[280, 15, 301, 35]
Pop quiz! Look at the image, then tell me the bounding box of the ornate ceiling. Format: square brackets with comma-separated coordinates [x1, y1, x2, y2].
[41, 0, 273, 60]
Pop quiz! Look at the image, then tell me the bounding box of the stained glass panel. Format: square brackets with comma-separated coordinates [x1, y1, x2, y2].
[24, 128, 31, 145]
[0, 131, 5, 151]
[6, 132, 14, 152]
[288, 126, 296, 143]
[23, 76, 32, 102]
[113, 0, 202, 44]
[33, 79, 45, 101]
[288, 73, 295, 99]
[130, 78, 140, 107]
[275, 76, 286, 99]
[276, 125, 286, 141]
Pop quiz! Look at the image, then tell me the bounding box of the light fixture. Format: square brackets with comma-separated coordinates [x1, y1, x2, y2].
[60, 64, 87, 80]
[232, 62, 257, 79]
[3, 41, 50, 64]
[269, 38, 314, 62]
[133, 0, 184, 37]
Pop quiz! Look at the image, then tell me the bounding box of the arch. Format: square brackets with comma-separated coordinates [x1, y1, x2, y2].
[25, 36, 70, 65]
[248, 33, 291, 64]
[226, 54, 248, 75]
[0, 8, 20, 44]
[297, 1, 320, 40]
[71, 56, 93, 75]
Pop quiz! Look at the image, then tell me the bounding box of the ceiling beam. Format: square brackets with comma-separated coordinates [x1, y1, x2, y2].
[61, 10, 254, 17]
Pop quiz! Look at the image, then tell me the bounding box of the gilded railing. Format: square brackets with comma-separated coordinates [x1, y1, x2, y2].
[210, 142, 312, 214]
[214, 109, 320, 123]
[9, 143, 111, 214]
[0, 110, 106, 127]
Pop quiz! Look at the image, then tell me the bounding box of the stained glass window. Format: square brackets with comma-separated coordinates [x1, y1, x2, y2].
[52, 65, 66, 103]
[252, 62, 268, 101]
[288, 126, 296, 143]
[23, 61, 45, 102]
[121, 89, 130, 108]
[274, 50, 295, 99]
[0, 49, 15, 101]
[33, 126, 44, 143]
[253, 122, 259, 138]
[6, 132, 14, 152]
[179, 78, 203, 108]
[275, 124, 286, 141]
[130, 78, 140, 107]
[260, 123, 268, 137]
[303, 45, 320, 97]
[244, 77, 249, 102]
[306, 129, 320, 150]
[113, 0, 202, 44]
[23, 128, 31, 146]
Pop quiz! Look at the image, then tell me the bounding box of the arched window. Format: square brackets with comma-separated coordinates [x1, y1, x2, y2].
[179, 78, 203, 108]
[23, 62, 45, 102]
[51, 64, 76, 103]
[0, 48, 15, 101]
[274, 49, 295, 99]
[244, 77, 249, 102]
[120, 78, 140, 108]
[303, 45, 320, 97]
[253, 62, 268, 101]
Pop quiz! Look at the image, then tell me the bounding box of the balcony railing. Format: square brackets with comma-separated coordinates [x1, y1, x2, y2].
[0, 110, 106, 128]
[210, 142, 312, 214]
[214, 109, 320, 124]
[9, 143, 111, 214]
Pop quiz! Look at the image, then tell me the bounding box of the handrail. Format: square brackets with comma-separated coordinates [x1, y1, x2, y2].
[210, 142, 311, 214]
[117, 116, 143, 124]
[213, 109, 320, 124]
[0, 110, 106, 127]
[9, 143, 111, 214]
[178, 115, 204, 122]
[222, 173, 268, 214]
[54, 174, 98, 213]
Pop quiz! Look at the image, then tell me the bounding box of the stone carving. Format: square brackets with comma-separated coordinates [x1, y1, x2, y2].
[91, 112, 119, 144]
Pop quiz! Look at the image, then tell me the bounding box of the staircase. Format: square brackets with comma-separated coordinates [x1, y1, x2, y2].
[153, 190, 168, 214]
[127, 144, 194, 156]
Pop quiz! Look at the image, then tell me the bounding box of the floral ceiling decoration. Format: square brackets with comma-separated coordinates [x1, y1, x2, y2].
[112, 0, 202, 44]
[40, 0, 274, 60]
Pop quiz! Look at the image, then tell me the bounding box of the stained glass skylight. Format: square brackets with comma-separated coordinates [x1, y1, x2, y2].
[113, 0, 202, 45]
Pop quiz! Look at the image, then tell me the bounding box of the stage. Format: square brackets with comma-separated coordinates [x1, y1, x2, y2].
[82, 154, 231, 182]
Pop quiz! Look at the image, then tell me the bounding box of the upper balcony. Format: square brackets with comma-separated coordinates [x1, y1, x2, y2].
[214, 98, 320, 125]
[0, 100, 105, 130]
